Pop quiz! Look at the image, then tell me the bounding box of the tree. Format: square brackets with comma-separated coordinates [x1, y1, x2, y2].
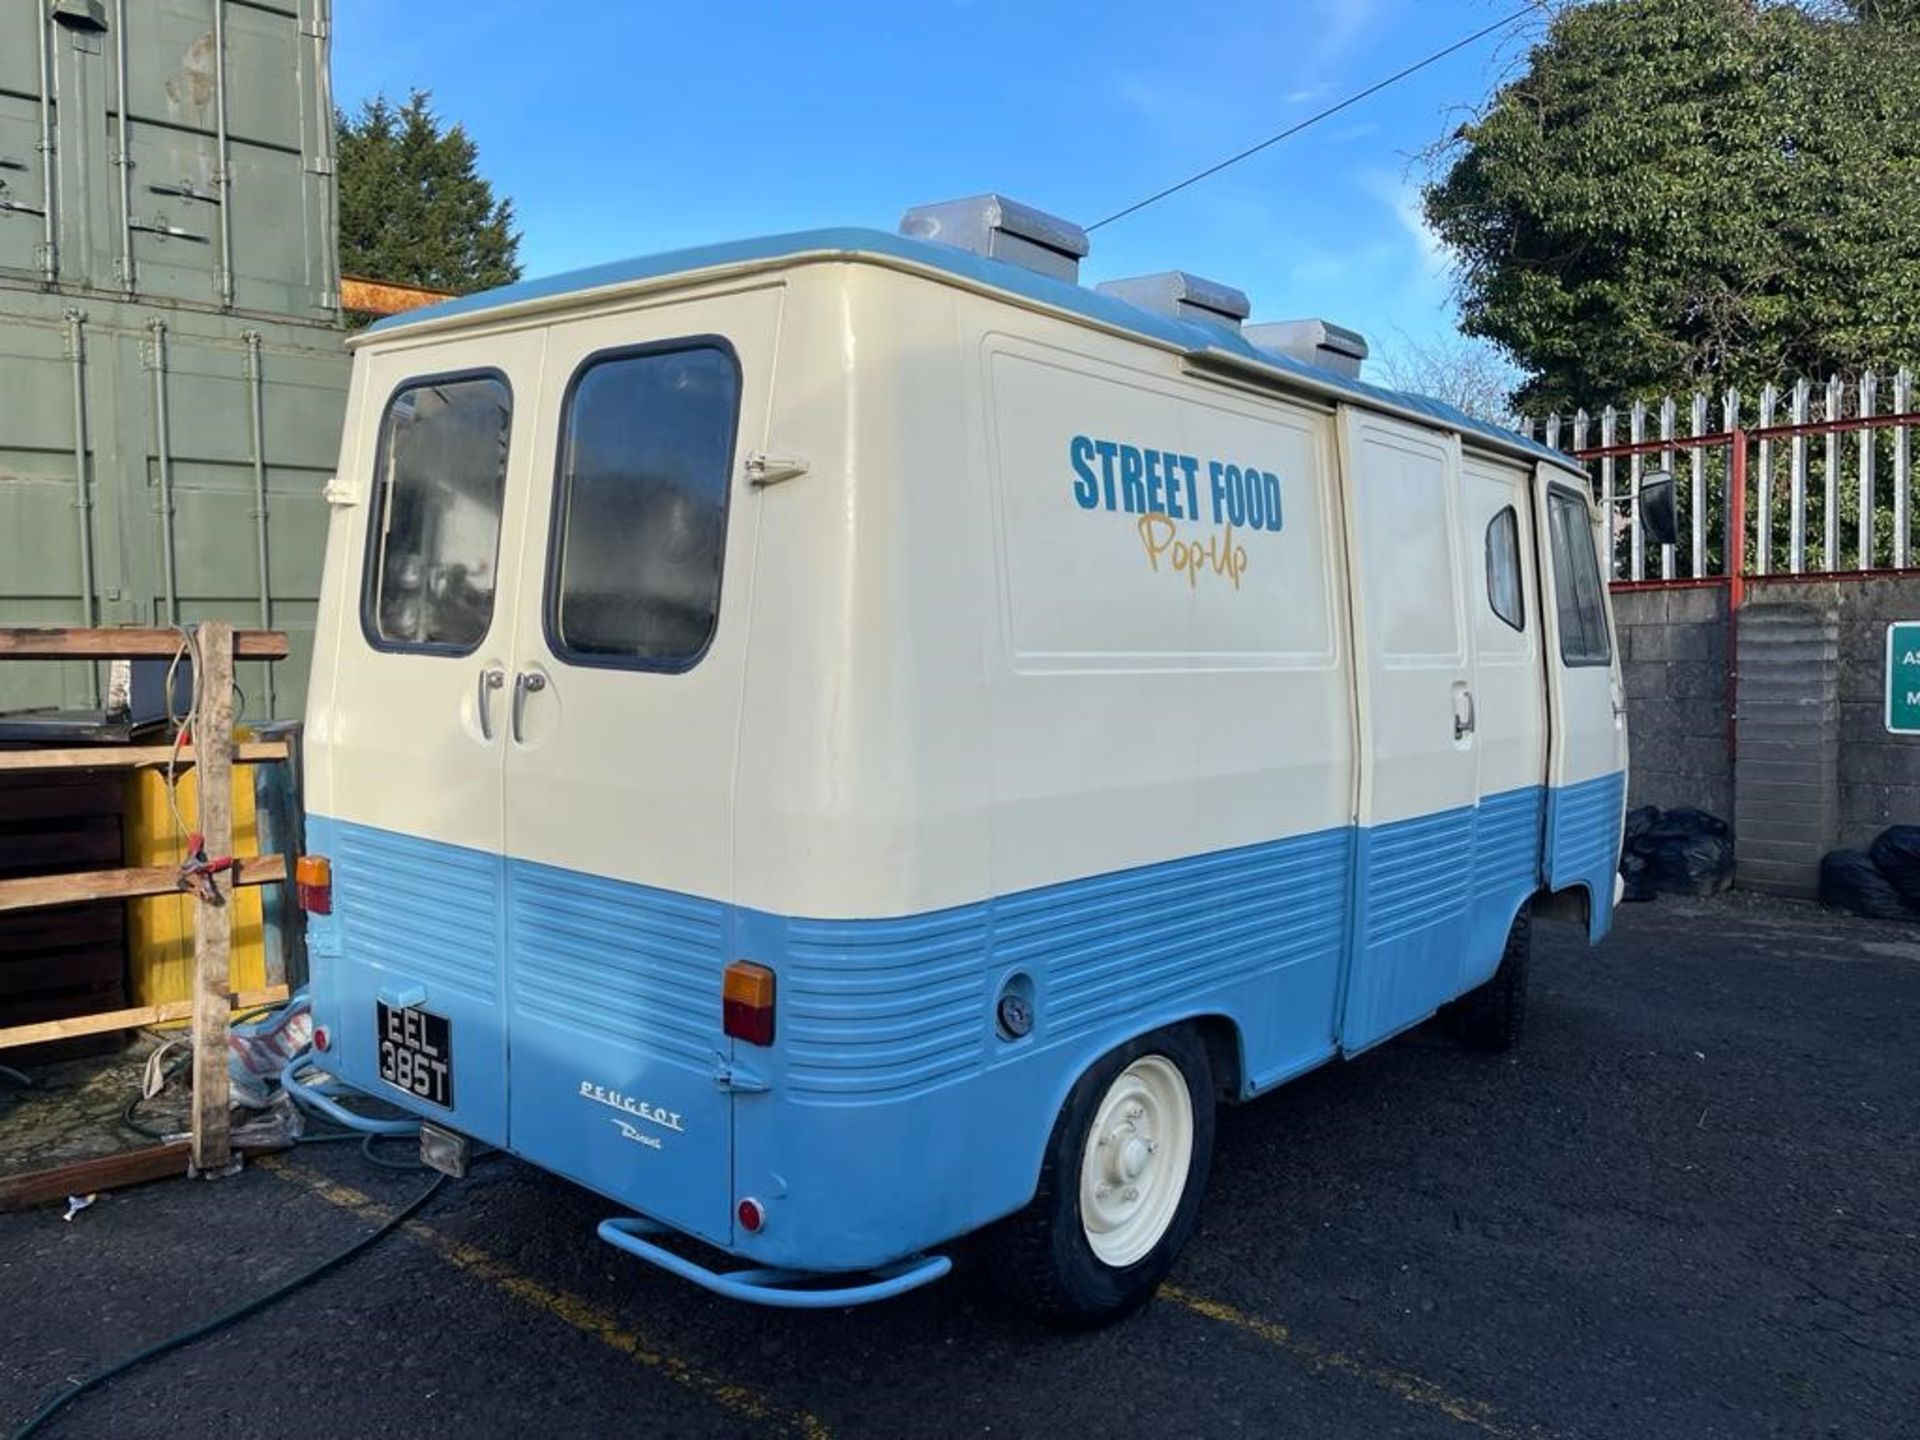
[1374, 331, 1524, 424]
[337, 91, 521, 306]
[1424, 0, 1920, 413]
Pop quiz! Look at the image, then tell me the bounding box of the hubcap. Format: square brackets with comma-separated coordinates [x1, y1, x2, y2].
[1078, 1054, 1194, 1267]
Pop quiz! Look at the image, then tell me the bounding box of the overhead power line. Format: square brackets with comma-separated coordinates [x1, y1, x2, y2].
[1086, 2, 1548, 233]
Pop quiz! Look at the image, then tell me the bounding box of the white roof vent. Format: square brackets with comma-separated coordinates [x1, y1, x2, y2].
[899, 194, 1090, 283]
[1095, 271, 1251, 333]
[1245, 319, 1369, 379]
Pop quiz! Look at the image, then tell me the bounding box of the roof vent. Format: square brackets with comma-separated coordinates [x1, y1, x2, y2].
[898, 194, 1090, 283]
[1095, 271, 1251, 333]
[1245, 319, 1369, 379]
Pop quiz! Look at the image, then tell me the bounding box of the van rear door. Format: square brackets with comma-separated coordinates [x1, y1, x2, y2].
[497, 286, 782, 1245]
[314, 332, 547, 1147]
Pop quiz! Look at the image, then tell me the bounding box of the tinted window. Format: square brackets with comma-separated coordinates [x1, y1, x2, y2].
[548, 344, 740, 667]
[363, 374, 511, 653]
[1547, 489, 1612, 665]
[1485, 506, 1525, 632]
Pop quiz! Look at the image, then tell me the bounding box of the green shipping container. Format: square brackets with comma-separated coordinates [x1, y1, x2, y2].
[0, 0, 349, 719]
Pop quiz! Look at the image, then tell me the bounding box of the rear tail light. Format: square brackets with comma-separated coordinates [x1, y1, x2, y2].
[723, 961, 776, 1046]
[295, 855, 332, 915]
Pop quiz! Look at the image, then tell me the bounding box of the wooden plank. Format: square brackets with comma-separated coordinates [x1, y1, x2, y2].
[341, 274, 453, 316]
[0, 1134, 292, 1212]
[0, 627, 288, 660]
[0, 854, 287, 912]
[0, 984, 289, 1049]
[0, 739, 289, 773]
[0, 1143, 190, 1211]
[191, 621, 236, 1175]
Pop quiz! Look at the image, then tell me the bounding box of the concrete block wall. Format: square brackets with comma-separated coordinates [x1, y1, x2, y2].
[1616, 575, 1920, 896]
[1773, 576, 1920, 850]
[1613, 586, 1733, 819]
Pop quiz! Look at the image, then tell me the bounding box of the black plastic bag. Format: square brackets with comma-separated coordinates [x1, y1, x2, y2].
[1619, 850, 1657, 903]
[1820, 849, 1910, 920]
[1624, 805, 1661, 851]
[1867, 826, 1920, 911]
[1645, 832, 1735, 895]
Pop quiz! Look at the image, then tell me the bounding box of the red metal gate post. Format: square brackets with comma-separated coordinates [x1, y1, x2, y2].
[1725, 428, 1748, 760]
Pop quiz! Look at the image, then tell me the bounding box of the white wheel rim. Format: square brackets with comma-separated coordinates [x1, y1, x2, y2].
[1078, 1054, 1194, 1268]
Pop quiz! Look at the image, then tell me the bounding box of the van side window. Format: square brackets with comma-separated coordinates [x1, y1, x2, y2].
[548, 343, 740, 669]
[1485, 506, 1525, 632]
[1546, 488, 1612, 665]
[363, 373, 512, 654]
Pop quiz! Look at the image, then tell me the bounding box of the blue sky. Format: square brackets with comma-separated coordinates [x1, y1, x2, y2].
[332, 0, 1544, 366]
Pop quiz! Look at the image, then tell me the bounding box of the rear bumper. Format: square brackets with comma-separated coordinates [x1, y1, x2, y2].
[596, 1216, 951, 1309]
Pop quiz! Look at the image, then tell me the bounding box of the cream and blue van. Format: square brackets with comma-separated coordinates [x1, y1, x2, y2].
[290, 195, 1638, 1323]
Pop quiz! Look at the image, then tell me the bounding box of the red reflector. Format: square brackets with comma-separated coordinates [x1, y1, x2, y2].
[737, 1197, 766, 1233]
[312, 1024, 331, 1053]
[295, 855, 332, 915]
[723, 961, 775, 1046]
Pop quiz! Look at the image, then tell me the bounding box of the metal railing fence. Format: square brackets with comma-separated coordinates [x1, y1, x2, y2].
[1520, 370, 1919, 591]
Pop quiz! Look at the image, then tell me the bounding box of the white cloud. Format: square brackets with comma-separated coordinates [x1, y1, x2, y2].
[1361, 168, 1447, 283]
[1306, 0, 1383, 69]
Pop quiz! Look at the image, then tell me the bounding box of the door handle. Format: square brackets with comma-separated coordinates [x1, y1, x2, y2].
[511, 670, 546, 743]
[1452, 684, 1477, 740]
[476, 666, 505, 741]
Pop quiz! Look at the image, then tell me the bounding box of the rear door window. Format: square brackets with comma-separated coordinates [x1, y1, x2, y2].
[546, 342, 741, 670]
[362, 373, 512, 654]
[1547, 488, 1612, 665]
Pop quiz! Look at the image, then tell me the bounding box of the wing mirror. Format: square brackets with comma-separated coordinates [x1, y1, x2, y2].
[1638, 469, 1678, 548]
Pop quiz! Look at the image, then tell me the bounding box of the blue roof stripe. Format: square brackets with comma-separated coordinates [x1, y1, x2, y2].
[369, 226, 1572, 469]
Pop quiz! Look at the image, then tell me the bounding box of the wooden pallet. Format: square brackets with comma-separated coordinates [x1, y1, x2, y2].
[0, 624, 291, 1176]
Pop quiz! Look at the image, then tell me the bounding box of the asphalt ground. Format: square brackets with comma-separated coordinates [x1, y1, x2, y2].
[3, 891, 1915, 1439]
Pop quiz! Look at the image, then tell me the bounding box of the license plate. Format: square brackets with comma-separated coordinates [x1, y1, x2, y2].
[376, 1002, 454, 1109]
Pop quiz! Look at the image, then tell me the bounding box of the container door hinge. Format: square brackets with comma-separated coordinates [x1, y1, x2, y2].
[321, 474, 358, 507]
[711, 1054, 769, 1094]
[744, 451, 809, 487]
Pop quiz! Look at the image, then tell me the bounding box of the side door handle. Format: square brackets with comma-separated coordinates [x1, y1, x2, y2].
[476, 666, 505, 741]
[1453, 683, 1477, 740]
[511, 670, 546, 743]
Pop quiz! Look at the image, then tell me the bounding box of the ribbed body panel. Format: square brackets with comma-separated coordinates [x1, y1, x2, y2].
[334, 819, 502, 1004]
[507, 860, 726, 1066]
[1363, 807, 1475, 946]
[782, 909, 992, 1099]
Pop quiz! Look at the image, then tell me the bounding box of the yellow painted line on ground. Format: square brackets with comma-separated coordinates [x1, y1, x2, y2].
[1160, 1284, 1540, 1438]
[259, 1157, 831, 1440]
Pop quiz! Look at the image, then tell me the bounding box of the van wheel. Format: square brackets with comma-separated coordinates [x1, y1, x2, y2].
[1444, 905, 1531, 1052]
[984, 1026, 1214, 1327]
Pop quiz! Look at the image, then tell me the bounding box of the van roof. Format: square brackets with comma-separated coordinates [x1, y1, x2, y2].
[365, 226, 1580, 475]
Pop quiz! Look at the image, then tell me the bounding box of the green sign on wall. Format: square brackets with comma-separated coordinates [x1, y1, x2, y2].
[1887, 622, 1920, 734]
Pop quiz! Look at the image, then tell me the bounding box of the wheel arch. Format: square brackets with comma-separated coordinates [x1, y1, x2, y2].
[1004, 1009, 1239, 1220]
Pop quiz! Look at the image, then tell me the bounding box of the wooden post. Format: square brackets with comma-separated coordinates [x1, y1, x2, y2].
[190, 621, 238, 1176]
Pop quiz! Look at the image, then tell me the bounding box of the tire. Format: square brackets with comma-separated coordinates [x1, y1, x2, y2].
[1443, 903, 1531, 1052]
[984, 1025, 1215, 1327]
